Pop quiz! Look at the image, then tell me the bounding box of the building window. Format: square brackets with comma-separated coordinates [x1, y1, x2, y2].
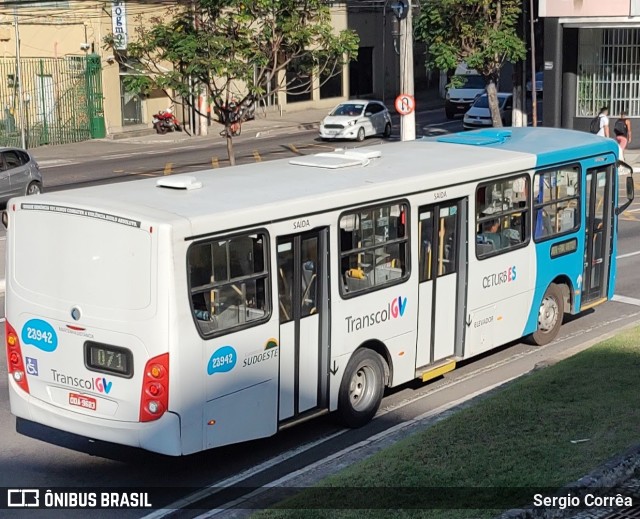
[533, 166, 580, 241]
[349, 47, 373, 97]
[286, 58, 313, 104]
[339, 202, 409, 296]
[577, 28, 640, 117]
[320, 67, 343, 99]
[188, 232, 270, 336]
[119, 61, 144, 125]
[476, 175, 529, 258]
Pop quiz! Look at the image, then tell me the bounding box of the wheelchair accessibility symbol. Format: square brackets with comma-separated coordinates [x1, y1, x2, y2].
[25, 357, 39, 376]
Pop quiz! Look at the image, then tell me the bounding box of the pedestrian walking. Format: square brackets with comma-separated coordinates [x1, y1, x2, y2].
[596, 106, 610, 138]
[614, 110, 632, 150]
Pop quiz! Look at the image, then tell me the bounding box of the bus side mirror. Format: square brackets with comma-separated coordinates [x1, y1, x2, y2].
[616, 160, 634, 215]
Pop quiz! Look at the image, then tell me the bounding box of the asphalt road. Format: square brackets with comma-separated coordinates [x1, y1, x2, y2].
[35, 107, 464, 191]
[4, 102, 639, 518]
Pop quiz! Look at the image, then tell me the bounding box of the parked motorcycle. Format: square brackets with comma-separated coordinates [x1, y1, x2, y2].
[152, 108, 182, 134]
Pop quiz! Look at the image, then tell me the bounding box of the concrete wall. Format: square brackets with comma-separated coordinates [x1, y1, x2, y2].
[540, 0, 631, 17]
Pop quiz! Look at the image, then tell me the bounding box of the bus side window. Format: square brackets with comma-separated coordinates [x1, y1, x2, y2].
[188, 232, 270, 335]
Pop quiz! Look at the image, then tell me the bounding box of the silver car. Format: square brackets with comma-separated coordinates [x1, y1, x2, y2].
[0, 147, 43, 204]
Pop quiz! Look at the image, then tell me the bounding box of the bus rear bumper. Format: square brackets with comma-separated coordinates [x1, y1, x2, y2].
[8, 379, 182, 456]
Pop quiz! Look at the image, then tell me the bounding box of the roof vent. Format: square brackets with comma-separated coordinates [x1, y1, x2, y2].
[156, 176, 202, 190]
[289, 149, 381, 169]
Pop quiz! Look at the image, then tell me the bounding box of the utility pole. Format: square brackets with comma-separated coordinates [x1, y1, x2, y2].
[13, 7, 26, 149]
[397, 0, 415, 141]
[530, 0, 537, 127]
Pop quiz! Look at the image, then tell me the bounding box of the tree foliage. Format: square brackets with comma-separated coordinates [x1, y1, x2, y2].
[416, 0, 526, 127]
[106, 0, 359, 164]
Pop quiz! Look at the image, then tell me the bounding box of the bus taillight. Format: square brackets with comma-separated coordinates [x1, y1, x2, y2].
[140, 353, 169, 422]
[5, 321, 30, 394]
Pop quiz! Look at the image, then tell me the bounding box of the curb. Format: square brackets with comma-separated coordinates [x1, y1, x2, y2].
[496, 447, 640, 519]
[200, 318, 640, 517]
[496, 319, 640, 519]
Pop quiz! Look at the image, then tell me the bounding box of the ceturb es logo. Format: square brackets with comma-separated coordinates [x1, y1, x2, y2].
[345, 296, 408, 333]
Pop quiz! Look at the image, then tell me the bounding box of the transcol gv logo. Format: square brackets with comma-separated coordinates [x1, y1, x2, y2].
[345, 296, 407, 333]
[50, 369, 113, 394]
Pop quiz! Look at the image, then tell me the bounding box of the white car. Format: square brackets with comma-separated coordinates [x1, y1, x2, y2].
[319, 100, 392, 141]
[463, 93, 513, 130]
[445, 73, 486, 119]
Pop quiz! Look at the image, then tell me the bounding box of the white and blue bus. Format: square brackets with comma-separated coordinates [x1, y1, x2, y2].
[4, 127, 634, 455]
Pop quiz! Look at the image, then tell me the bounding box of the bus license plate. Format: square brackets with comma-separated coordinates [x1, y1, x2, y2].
[69, 393, 97, 411]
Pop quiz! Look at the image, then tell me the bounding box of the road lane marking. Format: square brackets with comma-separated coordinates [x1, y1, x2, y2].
[253, 150, 262, 162]
[288, 144, 299, 154]
[612, 295, 640, 307]
[113, 169, 124, 173]
[142, 308, 640, 518]
[140, 431, 347, 519]
[192, 376, 522, 518]
[163, 163, 173, 176]
[211, 157, 219, 168]
[617, 250, 640, 259]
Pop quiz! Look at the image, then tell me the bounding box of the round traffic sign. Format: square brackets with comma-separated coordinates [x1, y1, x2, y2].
[395, 94, 415, 115]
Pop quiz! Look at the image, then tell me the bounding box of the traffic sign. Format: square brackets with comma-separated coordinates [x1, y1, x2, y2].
[395, 94, 415, 115]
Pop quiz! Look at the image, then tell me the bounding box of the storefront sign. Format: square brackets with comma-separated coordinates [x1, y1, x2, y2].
[112, 0, 127, 50]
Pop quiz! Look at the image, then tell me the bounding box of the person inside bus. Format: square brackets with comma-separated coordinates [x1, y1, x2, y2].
[482, 219, 504, 250]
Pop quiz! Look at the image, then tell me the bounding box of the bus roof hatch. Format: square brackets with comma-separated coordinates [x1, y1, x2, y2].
[156, 176, 203, 190]
[289, 149, 381, 169]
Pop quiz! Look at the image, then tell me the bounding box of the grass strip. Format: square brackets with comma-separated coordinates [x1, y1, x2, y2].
[255, 327, 640, 518]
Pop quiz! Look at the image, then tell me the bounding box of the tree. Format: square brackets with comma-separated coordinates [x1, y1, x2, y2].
[107, 0, 359, 165]
[416, 0, 526, 127]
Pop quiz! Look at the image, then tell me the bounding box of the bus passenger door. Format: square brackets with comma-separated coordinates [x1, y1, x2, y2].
[277, 228, 330, 421]
[415, 200, 468, 368]
[582, 166, 614, 305]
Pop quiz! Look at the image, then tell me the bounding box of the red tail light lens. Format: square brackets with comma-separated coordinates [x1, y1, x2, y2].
[139, 353, 169, 422]
[5, 320, 30, 394]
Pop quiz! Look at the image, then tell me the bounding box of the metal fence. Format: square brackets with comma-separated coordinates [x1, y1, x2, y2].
[577, 28, 640, 118]
[0, 54, 105, 148]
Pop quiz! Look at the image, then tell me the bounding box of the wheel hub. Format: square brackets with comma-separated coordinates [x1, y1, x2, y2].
[349, 365, 375, 411]
[538, 295, 559, 333]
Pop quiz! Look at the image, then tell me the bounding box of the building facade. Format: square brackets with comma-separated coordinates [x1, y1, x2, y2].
[0, 1, 422, 145]
[542, 0, 640, 146]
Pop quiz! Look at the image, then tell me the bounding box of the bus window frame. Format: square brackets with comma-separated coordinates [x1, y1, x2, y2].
[338, 199, 411, 299]
[532, 164, 581, 244]
[475, 173, 531, 260]
[186, 228, 272, 340]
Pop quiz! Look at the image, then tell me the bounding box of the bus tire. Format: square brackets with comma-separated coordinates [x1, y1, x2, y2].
[337, 348, 385, 428]
[529, 283, 564, 346]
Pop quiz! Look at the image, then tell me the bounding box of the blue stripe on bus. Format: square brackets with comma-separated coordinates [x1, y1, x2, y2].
[441, 127, 620, 337]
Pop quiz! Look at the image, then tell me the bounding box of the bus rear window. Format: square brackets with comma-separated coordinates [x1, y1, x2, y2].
[14, 210, 152, 310]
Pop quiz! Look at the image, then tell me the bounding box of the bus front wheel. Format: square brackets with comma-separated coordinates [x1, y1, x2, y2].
[529, 283, 564, 346]
[337, 348, 386, 428]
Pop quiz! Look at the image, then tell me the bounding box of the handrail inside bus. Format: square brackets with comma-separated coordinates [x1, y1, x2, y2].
[617, 159, 635, 215]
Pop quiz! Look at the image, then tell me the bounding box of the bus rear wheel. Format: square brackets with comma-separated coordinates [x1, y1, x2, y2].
[337, 348, 386, 428]
[529, 283, 564, 346]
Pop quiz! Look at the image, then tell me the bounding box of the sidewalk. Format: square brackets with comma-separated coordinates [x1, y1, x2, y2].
[29, 87, 446, 164]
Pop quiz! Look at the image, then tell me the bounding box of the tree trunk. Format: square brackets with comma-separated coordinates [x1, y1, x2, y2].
[486, 80, 503, 127]
[226, 130, 235, 166]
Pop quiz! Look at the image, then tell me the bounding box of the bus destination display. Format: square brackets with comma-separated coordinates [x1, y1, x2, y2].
[85, 342, 133, 378]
